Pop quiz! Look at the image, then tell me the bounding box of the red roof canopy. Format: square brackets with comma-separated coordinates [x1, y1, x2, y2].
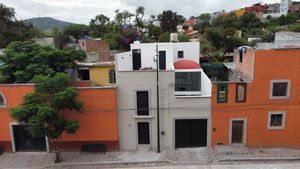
[174, 60, 201, 69]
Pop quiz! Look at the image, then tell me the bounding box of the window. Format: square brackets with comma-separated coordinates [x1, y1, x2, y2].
[159, 51, 166, 70]
[236, 83, 247, 103]
[178, 51, 184, 58]
[217, 83, 228, 103]
[109, 69, 116, 83]
[136, 91, 149, 116]
[270, 80, 290, 99]
[0, 92, 6, 107]
[175, 72, 201, 92]
[78, 69, 90, 80]
[239, 47, 246, 63]
[268, 112, 286, 129]
[132, 49, 141, 70]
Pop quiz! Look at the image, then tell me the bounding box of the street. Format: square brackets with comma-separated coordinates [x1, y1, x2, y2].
[43, 162, 300, 169]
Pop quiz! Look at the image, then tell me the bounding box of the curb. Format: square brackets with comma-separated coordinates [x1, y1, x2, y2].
[39, 160, 171, 169]
[215, 157, 300, 163]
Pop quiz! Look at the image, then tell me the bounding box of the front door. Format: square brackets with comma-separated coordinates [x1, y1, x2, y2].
[231, 120, 244, 144]
[137, 122, 150, 145]
[13, 125, 47, 152]
[175, 119, 207, 148]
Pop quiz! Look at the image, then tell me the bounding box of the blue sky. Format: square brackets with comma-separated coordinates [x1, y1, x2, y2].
[0, 0, 280, 24]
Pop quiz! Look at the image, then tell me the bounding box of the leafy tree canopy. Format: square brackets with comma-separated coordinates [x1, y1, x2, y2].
[158, 10, 184, 33]
[0, 3, 40, 48]
[63, 24, 89, 42]
[0, 41, 86, 83]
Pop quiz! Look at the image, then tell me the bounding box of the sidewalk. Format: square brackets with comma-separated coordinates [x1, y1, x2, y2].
[2, 146, 300, 169]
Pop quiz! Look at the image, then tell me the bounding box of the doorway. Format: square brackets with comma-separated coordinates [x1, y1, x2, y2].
[11, 125, 47, 152]
[175, 119, 207, 148]
[230, 119, 247, 144]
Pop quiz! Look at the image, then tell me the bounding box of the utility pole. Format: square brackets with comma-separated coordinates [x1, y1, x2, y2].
[155, 44, 161, 153]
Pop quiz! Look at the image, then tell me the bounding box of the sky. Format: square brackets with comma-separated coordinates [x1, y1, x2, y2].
[0, 0, 280, 24]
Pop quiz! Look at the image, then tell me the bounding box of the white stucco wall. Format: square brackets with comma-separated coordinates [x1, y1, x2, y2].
[116, 70, 211, 150]
[116, 42, 200, 71]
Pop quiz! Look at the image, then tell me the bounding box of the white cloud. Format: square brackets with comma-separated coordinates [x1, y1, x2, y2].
[0, 0, 281, 24]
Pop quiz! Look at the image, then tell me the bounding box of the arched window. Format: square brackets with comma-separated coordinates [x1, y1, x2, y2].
[109, 69, 116, 84]
[0, 92, 6, 107]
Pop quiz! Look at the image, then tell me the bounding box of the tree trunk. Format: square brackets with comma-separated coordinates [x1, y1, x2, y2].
[54, 138, 62, 163]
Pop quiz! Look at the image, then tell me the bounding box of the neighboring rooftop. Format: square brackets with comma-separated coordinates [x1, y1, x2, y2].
[256, 32, 300, 49]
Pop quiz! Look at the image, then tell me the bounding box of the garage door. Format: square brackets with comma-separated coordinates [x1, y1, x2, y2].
[13, 125, 47, 152]
[175, 119, 207, 148]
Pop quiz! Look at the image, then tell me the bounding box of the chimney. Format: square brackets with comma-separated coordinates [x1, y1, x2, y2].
[170, 33, 178, 43]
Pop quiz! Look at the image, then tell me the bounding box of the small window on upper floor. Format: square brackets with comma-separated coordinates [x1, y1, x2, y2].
[77, 68, 90, 80]
[270, 80, 290, 99]
[236, 83, 247, 103]
[178, 51, 184, 58]
[109, 69, 116, 84]
[268, 112, 286, 130]
[239, 47, 246, 63]
[217, 83, 228, 103]
[0, 92, 6, 107]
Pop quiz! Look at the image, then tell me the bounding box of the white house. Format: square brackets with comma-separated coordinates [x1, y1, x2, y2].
[263, 0, 292, 19]
[115, 42, 212, 151]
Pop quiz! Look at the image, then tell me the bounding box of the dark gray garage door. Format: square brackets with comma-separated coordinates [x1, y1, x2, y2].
[13, 125, 47, 152]
[175, 119, 207, 148]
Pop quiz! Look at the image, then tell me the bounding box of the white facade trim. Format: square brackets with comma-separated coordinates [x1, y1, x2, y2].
[229, 118, 247, 145]
[267, 111, 286, 130]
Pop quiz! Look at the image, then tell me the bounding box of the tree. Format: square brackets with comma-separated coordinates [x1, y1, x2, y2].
[239, 12, 264, 31]
[89, 14, 110, 38]
[178, 33, 190, 42]
[10, 73, 83, 163]
[114, 9, 134, 30]
[195, 13, 211, 33]
[0, 41, 86, 83]
[0, 3, 38, 48]
[148, 24, 162, 42]
[134, 6, 157, 41]
[203, 27, 224, 50]
[158, 10, 183, 32]
[289, 23, 300, 32]
[63, 24, 89, 42]
[159, 32, 170, 42]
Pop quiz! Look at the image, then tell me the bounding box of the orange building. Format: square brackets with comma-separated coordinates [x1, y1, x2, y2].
[0, 84, 118, 152]
[212, 47, 300, 148]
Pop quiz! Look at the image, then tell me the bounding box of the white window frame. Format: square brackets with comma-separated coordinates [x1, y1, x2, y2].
[229, 118, 247, 145]
[108, 69, 116, 84]
[269, 80, 291, 99]
[134, 89, 151, 116]
[175, 69, 202, 96]
[268, 111, 286, 130]
[0, 91, 7, 108]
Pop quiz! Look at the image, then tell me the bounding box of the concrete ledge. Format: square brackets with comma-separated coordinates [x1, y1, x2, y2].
[40, 160, 170, 169]
[216, 157, 300, 163]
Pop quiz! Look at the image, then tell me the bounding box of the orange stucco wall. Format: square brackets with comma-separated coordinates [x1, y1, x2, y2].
[212, 49, 300, 148]
[0, 85, 118, 151]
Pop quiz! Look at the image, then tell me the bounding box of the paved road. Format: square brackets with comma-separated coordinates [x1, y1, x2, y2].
[43, 162, 300, 169]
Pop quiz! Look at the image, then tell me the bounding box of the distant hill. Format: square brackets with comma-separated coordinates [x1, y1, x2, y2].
[25, 17, 74, 32]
